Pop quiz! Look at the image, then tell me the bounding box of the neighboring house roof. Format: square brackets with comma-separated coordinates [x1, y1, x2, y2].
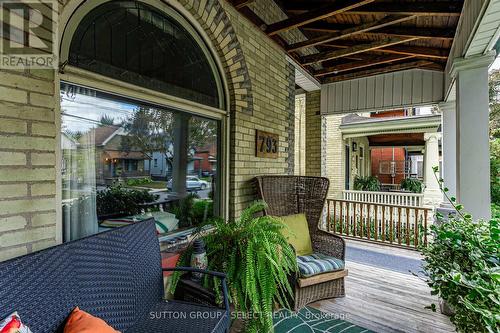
[340, 114, 441, 139]
[79, 125, 121, 146]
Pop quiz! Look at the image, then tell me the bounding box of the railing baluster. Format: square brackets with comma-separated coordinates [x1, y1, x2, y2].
[382, 205, 386, 242]
[406, 207, 410, 246]
[374, 204, 379, 241]
[333, 200, 337, 234]
[346, 202, 350, 236]
[389, 206, 393, 243]
[414, 208, 419, 248]
[339, 202, 343, 235]
[360, 202, 364, 238]
[398, 207, 402, 245]
[367, 204, 371, 240]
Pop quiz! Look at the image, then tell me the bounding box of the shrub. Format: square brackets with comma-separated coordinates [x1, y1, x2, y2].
[400, 178, 424, 193]
[126, 177, 153, 186]
[421, 168, 500, 332]
[168, 193, 199, 228]
[491, 140, 500, 205]
[96, 184, 157, 217]
[192, 199, 214, 225]
[353, 175, 381, 191]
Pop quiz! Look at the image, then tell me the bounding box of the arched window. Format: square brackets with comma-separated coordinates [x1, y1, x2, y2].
[61, 1, 225, 242]
[68, 1, 222, 108]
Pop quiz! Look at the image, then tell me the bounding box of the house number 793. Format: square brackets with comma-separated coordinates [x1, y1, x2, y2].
[256, 130, 279, 158]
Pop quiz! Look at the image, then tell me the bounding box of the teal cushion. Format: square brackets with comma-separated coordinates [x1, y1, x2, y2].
[297, 253, 345, 278]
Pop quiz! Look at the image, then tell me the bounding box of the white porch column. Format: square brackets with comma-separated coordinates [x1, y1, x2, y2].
[172, 113, 189, 196]
[423, 132, 442, 206]
[439, 101, 457, 199]
[451, 53, 495, 219]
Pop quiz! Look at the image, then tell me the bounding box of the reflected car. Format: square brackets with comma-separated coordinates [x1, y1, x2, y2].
[167, 176, 209, 191]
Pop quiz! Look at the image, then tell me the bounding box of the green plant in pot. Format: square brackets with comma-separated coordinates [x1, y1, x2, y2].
[420, 167, 499, 333]
[353, 175, 381, 191]
[171, 201, 297, 332]
[400, 177, 424, 193]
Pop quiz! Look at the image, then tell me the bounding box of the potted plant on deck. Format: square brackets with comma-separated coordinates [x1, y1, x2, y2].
[420, 167, 499, 332]
[171, 201, 297, 332]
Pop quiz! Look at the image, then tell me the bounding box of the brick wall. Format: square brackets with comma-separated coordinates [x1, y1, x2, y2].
[305, 91, 321, 176]
[0, 0, 296, 260]
[220, 1, 295, 218]
[0, 68, 58, 261]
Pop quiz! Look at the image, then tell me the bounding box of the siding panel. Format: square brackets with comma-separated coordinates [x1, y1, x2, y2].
[321, 69, 444, 115]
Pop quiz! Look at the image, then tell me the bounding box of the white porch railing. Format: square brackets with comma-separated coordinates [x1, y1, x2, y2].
[342, 190, 424, 207]
[326, 199, 431, 249]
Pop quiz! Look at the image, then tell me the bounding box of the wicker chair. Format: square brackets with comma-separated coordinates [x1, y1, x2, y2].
[255, 175, 347, 311]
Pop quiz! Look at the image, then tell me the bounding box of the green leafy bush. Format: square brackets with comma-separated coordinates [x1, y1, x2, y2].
[96, 184, 157, 217]
[421, 168, 500, 333]
[353, 175, 381, 191]
[167, 193, 199, 228]
[400, 177, 424, 193]
[192, 199, 214, 225]
[126, 177, 153, 186]
[171, 201, 297, 332]
[491, 140, 500, 205]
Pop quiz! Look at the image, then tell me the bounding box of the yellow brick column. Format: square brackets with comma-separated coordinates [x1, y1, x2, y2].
[0, 69, 58, 261]
[305, 91, 321, 177]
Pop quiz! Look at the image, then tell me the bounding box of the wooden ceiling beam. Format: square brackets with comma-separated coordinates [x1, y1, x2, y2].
[265, 0, 375, 36]
[314, 55, 416, 76]
[302, 23, 455, 40]
[322, 60, 444, 83]
[231, 0, 255, 10]
[302, 37, 419, 65]
[287, 15, 415, 52]
[284, 2, 463, 17]
[322, 41, 450, 60]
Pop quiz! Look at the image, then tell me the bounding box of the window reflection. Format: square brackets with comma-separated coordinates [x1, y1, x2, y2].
[61, 83, 220, 242]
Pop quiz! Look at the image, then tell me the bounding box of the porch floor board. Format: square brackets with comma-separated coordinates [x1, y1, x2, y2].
[310, 260, 455, 333]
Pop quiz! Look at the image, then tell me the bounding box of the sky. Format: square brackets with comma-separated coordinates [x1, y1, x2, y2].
[61, 92, 137, 133]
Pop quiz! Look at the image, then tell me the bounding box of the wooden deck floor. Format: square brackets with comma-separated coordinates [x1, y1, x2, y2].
[310, 260, 455, 333]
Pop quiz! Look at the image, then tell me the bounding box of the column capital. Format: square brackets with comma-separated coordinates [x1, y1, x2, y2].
[424, 132, 442, 142]
[450, 51, 496, 78]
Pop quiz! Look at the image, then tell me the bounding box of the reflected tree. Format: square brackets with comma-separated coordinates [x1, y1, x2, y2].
[120, 107, 217, 166]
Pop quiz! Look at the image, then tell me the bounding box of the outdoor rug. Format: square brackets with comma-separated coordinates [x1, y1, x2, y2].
[273, 306, 374, 333]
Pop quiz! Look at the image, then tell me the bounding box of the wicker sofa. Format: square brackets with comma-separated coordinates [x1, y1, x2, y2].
[0, 219, 230, 333]
[255, 175, 347, 311]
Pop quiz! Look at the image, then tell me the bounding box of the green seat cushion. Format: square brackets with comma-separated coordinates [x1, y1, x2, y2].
[278, 213, 313, 256]
[297, 253, 345, 278]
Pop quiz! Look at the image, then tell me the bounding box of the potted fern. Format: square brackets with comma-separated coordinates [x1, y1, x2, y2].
[400, 177, 424, 193]
[171, 201, 297, 332]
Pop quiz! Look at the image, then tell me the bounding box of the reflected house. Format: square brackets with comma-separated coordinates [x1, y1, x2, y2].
[149, 150, 203, 180]
[80, 125, 149, 185]
[193, 144, 217, 177]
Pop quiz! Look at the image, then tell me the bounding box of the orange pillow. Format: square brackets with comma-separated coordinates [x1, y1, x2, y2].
[64, 307, 120, 333]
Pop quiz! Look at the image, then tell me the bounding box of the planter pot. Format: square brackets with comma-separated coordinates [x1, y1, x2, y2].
[439, 298, 455, 316]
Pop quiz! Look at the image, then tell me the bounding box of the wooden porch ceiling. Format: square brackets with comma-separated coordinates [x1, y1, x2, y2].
[229, 0, 464, 83]
[368, 133, 425, 146]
